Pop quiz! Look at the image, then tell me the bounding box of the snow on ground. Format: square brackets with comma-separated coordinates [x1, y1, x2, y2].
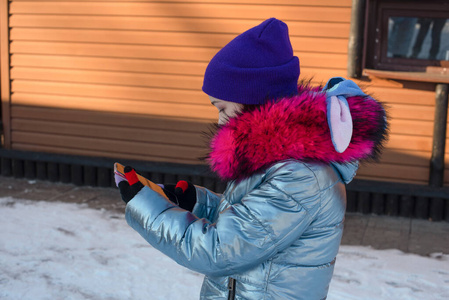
[0, 197, 448, 300]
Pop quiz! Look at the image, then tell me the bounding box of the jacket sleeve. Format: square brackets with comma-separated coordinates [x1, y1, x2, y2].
[125, 164, 321, 277]
[191, 186, 222, 222]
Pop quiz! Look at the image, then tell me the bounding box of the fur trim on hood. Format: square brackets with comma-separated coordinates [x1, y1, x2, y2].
[207, 82, 388, 181]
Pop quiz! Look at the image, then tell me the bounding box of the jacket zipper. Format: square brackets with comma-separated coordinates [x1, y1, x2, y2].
[227, 277, 236, 300]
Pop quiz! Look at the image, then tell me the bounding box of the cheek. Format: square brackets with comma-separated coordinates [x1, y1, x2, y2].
[226, 109, 237, 119]
[226, 105, 242, 119]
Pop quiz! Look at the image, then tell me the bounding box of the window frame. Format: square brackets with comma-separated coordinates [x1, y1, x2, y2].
[363, 0, 449, 73]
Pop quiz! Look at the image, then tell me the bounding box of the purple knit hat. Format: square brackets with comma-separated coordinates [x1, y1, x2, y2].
[202, 18, 300, 105]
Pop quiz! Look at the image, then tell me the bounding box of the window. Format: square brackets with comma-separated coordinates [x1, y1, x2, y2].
[363, 0, 449, 72]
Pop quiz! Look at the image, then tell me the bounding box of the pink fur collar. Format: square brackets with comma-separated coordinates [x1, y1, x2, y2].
[207, 84, 388, 181]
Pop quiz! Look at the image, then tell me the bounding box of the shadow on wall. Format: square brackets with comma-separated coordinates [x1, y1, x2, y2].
[2, 101, 448, 186]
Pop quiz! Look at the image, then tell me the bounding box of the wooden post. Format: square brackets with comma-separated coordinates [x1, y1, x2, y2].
[84, 165, 97, 186]
[399, 195, 414, 218]
[1, 156, 11, 175]
[12, 158, 24, 178]
[24, 160, 36, 179]
[347, 0, 366, 78]
[357, 191, 371, 214]
[371, 193, 385, 215]
[47, 162, 59, 182]
[97, 167, 111, 187]
[71, 164, 83, 186]
[429, 83, 448, 187]
[429, 83, 448, 221]
[385, 193, 399, 216]
[59, 163, 71, 183]
[36, 161, 47, 180]
[0, 0, 11, 148]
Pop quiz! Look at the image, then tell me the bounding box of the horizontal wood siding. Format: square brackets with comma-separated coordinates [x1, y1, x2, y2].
[1, 0, 11, 146]
[4, 0, 445, 185]
[354, 79, 437, 185]
[6, 0, 352, 169]
[9, 0, 352, 6]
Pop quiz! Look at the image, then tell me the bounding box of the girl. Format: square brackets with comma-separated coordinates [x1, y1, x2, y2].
[118, 18, 388, 300]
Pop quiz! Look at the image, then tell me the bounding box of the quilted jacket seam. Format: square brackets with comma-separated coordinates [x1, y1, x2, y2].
[266, 181, 312, 215]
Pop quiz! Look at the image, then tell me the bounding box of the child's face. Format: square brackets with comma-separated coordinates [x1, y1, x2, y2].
[209, 96, 243, 125]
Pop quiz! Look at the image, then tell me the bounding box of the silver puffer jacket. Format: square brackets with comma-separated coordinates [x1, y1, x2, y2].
[125, 80, 388, 299]
[127, 161, 357, 300]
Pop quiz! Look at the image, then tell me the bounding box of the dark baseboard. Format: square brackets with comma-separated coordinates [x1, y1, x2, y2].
[1, 149, 447, 221]
[346, 180, 449, 221]
[0, 148, 225, 192]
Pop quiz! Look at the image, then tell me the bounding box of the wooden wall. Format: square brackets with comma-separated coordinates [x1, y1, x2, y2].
[355, 78, 441, 186]
[1, 0, 448, 186]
